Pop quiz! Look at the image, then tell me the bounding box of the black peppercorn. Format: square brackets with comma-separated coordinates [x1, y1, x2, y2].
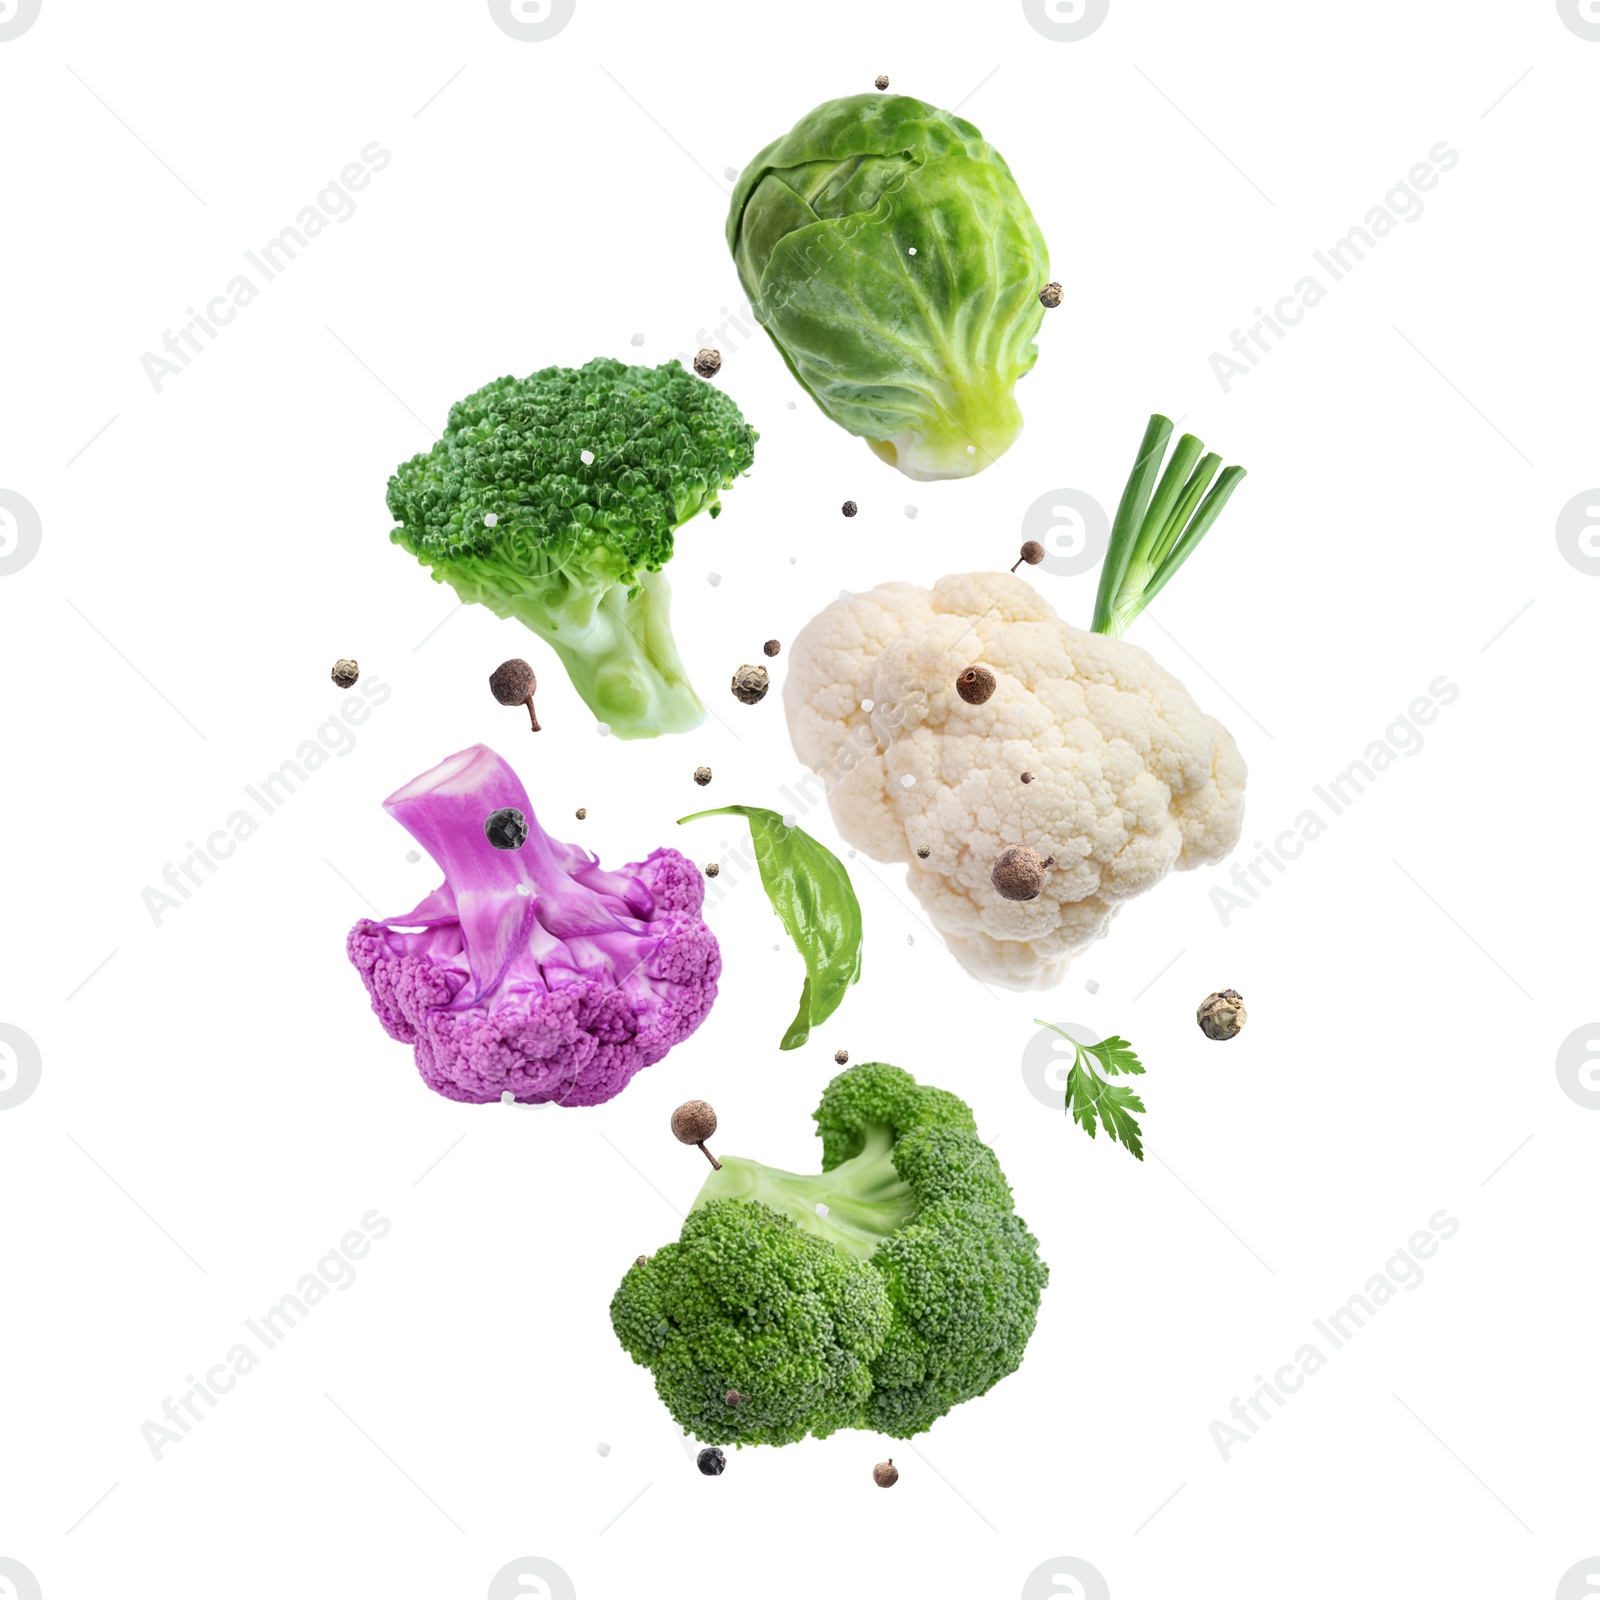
[485, 808, 528, 851]
[731, 664, 770, 704]
[1197, 990, 1247, 1040]
[956, 665, 996, 705]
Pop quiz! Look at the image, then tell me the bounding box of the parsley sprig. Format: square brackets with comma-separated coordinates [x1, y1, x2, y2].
[1034, 1020, 1147, 1161]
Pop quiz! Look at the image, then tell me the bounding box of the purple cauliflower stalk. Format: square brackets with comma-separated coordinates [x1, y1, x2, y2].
[347, 744, 720, 1106]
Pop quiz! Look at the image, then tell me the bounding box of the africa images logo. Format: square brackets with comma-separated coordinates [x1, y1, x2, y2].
[488, 0, 575, 41]
[0, 490, 42, 576]
[0, 0, 42, 42]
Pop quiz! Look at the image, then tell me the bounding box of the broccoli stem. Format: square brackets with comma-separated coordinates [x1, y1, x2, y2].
[688, 1124, 920, 1261]
[1090, 414, 1247, 638]
[496, 569, 705, 739]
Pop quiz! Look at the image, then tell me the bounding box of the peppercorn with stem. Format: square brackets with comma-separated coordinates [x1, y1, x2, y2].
[332, 658, 360, 689]
[1011, 540, 1045, 572]
[991, 844, 1054, 902]
[1020, 771, 1035, 784]
[671, 1100, 721, 1169]
[873, 1459, 899, 1488]
[694, 348, 722, 379]
[725, 1390, 744, 1407]
[956, 665, 996, 705]
[489, 658, 540, 731]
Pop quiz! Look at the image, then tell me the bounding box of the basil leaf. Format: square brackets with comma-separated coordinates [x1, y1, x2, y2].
[679, 806, 863, 1050]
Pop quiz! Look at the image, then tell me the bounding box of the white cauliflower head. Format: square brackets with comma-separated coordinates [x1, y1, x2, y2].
[783, 572, 1246, 990]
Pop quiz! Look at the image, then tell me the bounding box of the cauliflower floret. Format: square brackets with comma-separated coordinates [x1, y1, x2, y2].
[783, 572, 1245, 989]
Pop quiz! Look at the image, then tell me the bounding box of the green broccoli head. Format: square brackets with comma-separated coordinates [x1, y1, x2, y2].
[609, 1062, 1049, 1446]
[386, 358, 757, 739]
[611, 1200, 891, 1448]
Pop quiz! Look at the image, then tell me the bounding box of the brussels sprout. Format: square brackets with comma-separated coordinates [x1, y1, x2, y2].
[727, 95, 1050, 482]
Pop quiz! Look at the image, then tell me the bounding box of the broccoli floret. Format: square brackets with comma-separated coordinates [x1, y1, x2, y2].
[610, 1063, 1048, 1445]
[387, 358, 757, 740]
[346, 744, 720, 1106]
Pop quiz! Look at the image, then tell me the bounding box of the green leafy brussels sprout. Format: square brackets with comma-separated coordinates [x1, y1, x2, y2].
[727, 94, 1050, 482]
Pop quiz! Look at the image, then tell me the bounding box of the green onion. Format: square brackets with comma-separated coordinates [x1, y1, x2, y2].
[1090, 414, 1247, 638]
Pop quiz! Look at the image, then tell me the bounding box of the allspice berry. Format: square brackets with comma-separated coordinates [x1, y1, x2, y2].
[873, 1459, 899, 1488]
[956, 665, 996, 705]
[763, 639, 781, 657]
[1010, 540, 1046, 572]
[1039, 281, 1064, 308]
[694, 765, 713, 786]
[671, 1099, 721, 1169]
[834, 1049, 849, 1065]
[693, 348, 722, 379]
[842, 500, 859, 517]
[332, 658, 360, 689]
[991, 844, 1054, 902]
[731, 663, 770, 704]
[1197, 989, 1247, 1040]
[489, 658, 540, 731]
[875, 74, 890, 90]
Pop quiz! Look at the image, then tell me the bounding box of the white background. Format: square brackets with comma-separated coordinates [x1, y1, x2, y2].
[2, 2, 1597, 1597]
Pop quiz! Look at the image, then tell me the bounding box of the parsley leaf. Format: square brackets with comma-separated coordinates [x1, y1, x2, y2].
[1083, 1035, 1143, 1077]
[1035, 1020, 1148, 1161]
[1065, 1062, 1146, 1159]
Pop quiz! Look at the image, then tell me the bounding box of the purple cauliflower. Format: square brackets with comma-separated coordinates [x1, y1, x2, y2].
[347, 744, 720, 1107]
